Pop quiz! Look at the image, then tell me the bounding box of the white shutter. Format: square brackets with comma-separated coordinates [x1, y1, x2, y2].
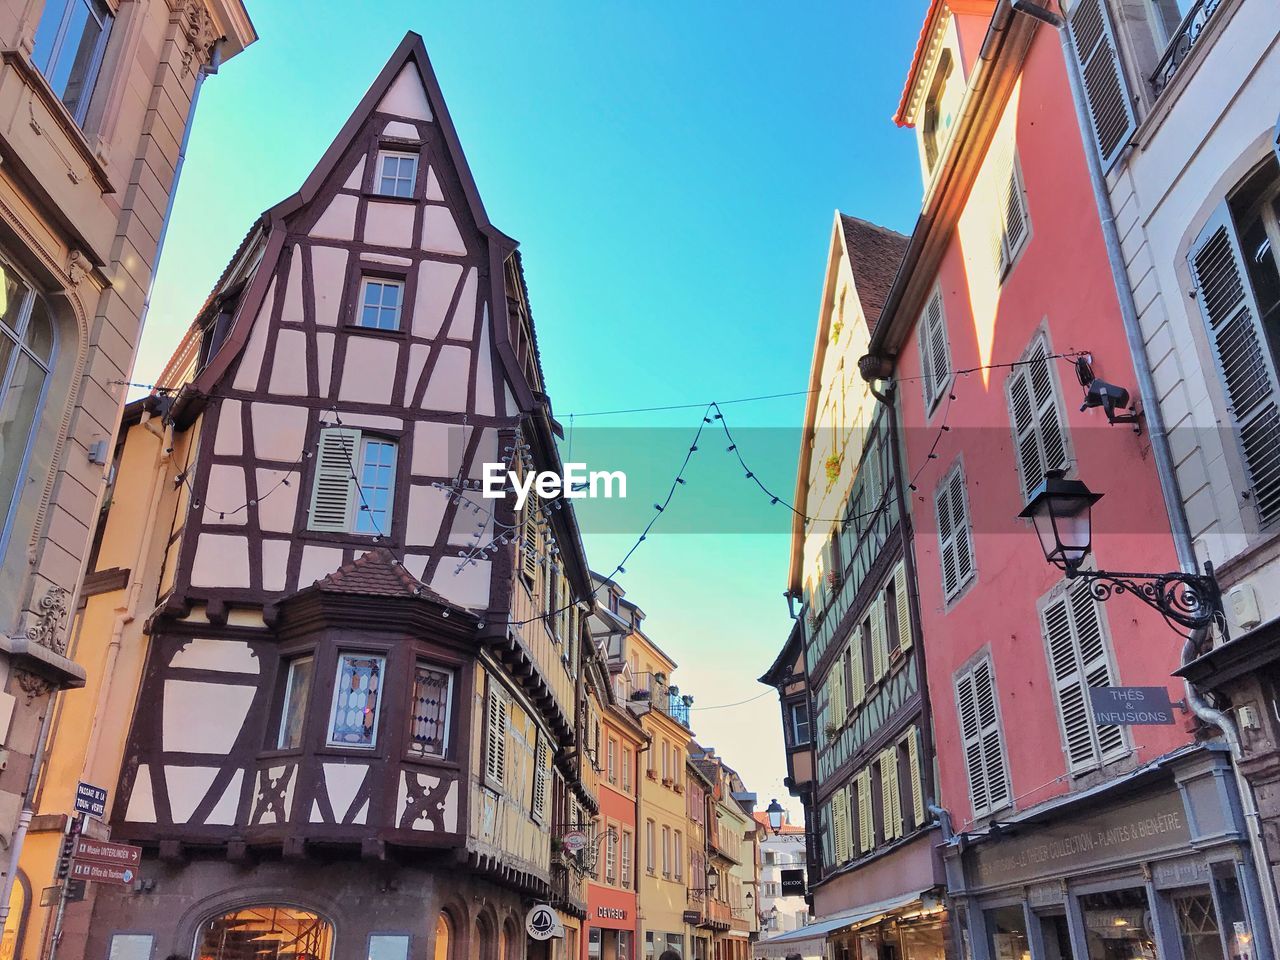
[857, 769, 873, 852]
[1189, 204, 1280, 525]
[1009, 338, 1069, 500]
[936, 464, 974, 601]
[879, 749, 898, 841]
[956, 657, 1009, 817]
[484, 682, 509, 790]
[894, 561, 913, 651]
[828, 659, 845, 728]
[308, 427, 360, 531]
[919, 289, 950, 408]
[907, 726, 925, 829]
[1043, 582, 1126, 772]
[995, 161, 1031, 278]
[1066, 0, 1135, 170]
[849, 637, 865, 707]
[870, 595, 888, 681]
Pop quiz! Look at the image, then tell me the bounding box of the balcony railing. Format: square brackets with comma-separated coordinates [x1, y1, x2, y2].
[1150, 0, 1224, 96]
[623, 672, 692, 728]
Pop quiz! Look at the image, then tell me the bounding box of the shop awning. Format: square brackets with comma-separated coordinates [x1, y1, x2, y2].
[755, 891, 924, 947]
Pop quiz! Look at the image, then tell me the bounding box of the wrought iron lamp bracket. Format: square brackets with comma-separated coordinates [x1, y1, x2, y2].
[1065, 562, 1224, 637]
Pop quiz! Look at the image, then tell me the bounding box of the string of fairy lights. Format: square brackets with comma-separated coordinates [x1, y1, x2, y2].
[162, 348, 1086, 637]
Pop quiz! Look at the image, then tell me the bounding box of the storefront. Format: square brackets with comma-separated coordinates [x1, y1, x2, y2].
[945, 749, 1273, 960]
[589, 903, 637, 960]
[753, 892, 949, 960]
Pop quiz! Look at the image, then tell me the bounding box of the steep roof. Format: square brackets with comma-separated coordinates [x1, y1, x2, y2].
[839, 215, 910, 333]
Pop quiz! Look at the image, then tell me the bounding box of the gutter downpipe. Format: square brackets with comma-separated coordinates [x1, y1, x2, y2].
[1008, 1, 1280, 951]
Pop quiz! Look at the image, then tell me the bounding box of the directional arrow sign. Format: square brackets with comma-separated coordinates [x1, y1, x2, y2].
[69, 860, 135, 886]
[73, 837, 141, 868]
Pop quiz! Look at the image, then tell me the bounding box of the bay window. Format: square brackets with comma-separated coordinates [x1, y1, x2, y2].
[327, 653, 385, 749]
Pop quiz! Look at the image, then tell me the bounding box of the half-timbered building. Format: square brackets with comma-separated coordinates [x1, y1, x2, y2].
[65, 31, 598, 960]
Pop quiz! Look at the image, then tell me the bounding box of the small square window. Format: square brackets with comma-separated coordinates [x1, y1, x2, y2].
[377, 150, 418, 198]
[359, 278, 403, 331]
[327, 653, 385, 748]
[278, 655, 315, 749]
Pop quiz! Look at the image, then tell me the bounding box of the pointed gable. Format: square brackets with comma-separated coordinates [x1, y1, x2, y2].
[839, 214, 910, 332]
[377, 64, 434, 121]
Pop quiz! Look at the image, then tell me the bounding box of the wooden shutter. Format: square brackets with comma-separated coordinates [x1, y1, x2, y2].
[1009, 338, 1069, 500]
[894, 562, 913, 651]
[919, 289, 949, 407]
[1066, 0, 1134, 170]
[995, 161, 1030, 277]
[907, 726, 925, 829]
[936, 465, 974, 601]
[828, 658, 845, 729]
[956, 657, 1009, 817]
[857, 769, 873, 852]
[520, 487, 539, 580]
[484, 682, 509, 790]
[879, 749, 897, 841]
[1189, 205, 1280, 525]
[870, 595, 888, 681]
[532, 731, 550, 822]
[831, 787, 849, 863]
[849, 637, 865, 708]
[1043, 582, 1126, 772]
[308, 427, 360, 531]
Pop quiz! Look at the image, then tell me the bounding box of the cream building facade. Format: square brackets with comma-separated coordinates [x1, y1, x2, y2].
[0, 0, 252, 913]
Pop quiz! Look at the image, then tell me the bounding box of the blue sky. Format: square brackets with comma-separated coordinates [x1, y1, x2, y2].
[136, 0, 929, 815]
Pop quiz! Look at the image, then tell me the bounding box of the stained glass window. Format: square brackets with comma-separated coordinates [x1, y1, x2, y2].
[408, 663, 453, 758]
[327, 654, 385, 748]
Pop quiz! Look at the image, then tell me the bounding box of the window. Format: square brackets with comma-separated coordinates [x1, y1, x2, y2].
[993, 158, 1030, 280]
[622, 747, 632, 792]
[327, 654, 385, 748]
[0, 263, 54, 548]
[661, 825, 671, 877]
[674, 830, 683, 881]
[1065, 0, 1135, 169]
[1189, 158, 1280, 525]
[607, 737, 618, 783]
[922, 51, 954, 172]
[955, 656, 1010, 818]
[277, 655, 314, 749]
[645, 819, 655, 874]
[856, 768, 873, 853]
[484, 681, 509, 790]
[1041, 580, 1126, 772]
[891, 561, 913, 653]
[407, 663, 453, 759]
[308, 428, 399, 535]
[935, 462, 976, 602]
[606, 825, 618, 884]
[369, 935, 411, 960]
[1008, 336, 1069, 500]
[918, 288, 951, 410]
[621, 830, 633, 889]
[358, 278, 404, 331]
[830, 785, 851, 864]
[902, 726, 925, 831]
[435, 914, 452, 960]
[661, 740, 670, 781]
[376, 150, 418, 198]
[31, 0, 113, 126]
[1143, 0, 1196, 51]
[788, 701, 810, 746]
[531, 733, 551, 822]
[879, 746, 902, 842]
[196, 906, 333, 960]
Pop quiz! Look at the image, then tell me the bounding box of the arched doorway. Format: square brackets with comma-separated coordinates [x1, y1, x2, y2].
[435, 913, 454, 960]
[194, 905, 333, 959]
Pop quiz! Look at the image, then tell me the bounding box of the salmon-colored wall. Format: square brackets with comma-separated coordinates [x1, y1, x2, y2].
[895, 29, 1191, 832]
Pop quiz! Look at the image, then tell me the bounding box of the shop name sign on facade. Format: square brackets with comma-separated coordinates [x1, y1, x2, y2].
[597, 906, 627, 920]
[969, 791, 1191, 890]
[1089, 686, 1177, 725]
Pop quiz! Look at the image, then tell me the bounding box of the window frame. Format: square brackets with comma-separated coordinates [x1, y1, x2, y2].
[1006, 331, 1072, 502]
[356, 276, 405, 331]
[788, 700, 811, 746]
[307, 426, 401, 538]
[934, 459, 977, 604]
[30, 0, 114, 127]
[994, 156, 1032, 282]
[276, 654, 315, 750]
[405, 660, 455, 761]
[374, 149, 420, 199]
[918, 286, 952, 413]
[325, 651, 388, 750]
[954, 653, 1011, 820]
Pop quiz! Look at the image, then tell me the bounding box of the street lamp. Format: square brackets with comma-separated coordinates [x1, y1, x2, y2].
[705, 865, 718, 893]
[765, 799, 785, 835]
[1019, 471, 1223, 635]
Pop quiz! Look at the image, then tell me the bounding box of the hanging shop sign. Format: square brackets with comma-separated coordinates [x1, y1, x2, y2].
[1089, 687, 1176, 725]
[779, 869, 806, 896]
[561, 830, 589, 853]
[526, 904, 564, 941]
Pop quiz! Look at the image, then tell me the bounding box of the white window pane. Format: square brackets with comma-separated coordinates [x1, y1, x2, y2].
[328, 654, 385, 748]
[370, 934, 411, 960]
[108, 934, 153, 960]
[278, 656, 314, 749]
[355, 438, 396, 534]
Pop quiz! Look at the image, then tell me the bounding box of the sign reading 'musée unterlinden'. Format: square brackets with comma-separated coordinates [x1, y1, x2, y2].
[968, 790, 1190, 890]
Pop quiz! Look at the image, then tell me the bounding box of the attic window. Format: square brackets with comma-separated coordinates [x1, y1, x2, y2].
[376, 150, 418, 198]
[923, 51, 954, 172]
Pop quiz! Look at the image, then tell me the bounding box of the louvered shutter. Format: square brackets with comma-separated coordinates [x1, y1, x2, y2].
[919, 290, 950, 408]
[907, 726, 925, 829]
[1043, 583, 1125, 772]
[308, 427, 360, 531]
[1066, 0, 1135, 170]
[995, 161, 1030, 277]
[936, 465, 974, 600]
[1189, 205, 1280, 525]
[828, 660, 845, 727]
[484, 683, 509, 790]
[520, 487, 539, 580]
[957, 658, 1009, 817]
[849, 636, 865, 707]
[1009, 339, 1069, 500]
[935, 478, 958, 599]
[831, 789, 847, 863]
[894, 562, 913, 651]
[532, 731, 550, 821]
[880, 749, 901, 841]
[871, 595, 888, 680]
[857, 769, 873, 852]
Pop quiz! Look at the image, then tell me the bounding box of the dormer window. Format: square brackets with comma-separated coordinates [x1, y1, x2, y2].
[922, 51, 955, 172]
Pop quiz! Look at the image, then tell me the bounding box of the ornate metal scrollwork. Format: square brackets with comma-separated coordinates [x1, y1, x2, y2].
[1067, 566, 1222, 635]
[25, 585, 70, 655]
[1150, 0, 1224, 96]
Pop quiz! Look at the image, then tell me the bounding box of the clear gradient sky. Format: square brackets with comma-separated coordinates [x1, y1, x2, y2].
[136, 1, 931, 820]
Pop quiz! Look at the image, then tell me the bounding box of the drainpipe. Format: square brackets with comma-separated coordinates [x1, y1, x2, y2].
[1009, 1, 1280, 950]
